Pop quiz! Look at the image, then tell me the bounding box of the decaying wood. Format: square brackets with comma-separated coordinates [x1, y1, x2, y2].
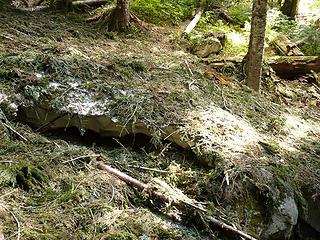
[268, 56, 320, 79]
[95, 161, 257, 240]
[271, 33, 304, 56]
[183, 8, 203, 34]
[206, 69, 233, 86]
[33, 0, 45, 6]
[207, 56, 320, 80]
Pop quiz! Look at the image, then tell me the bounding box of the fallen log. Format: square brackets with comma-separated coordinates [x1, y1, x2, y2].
[95, 161, 257, 240]
[270, 33, 304, 56]
[183, 8, 203, 35]
[268, 56, 320, 79]
[206, 56, 320, 80]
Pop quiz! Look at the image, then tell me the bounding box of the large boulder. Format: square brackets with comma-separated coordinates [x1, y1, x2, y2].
[190, 32, 226, 58]
[262, 196, 298, 240]
[193, 37, 222, 58]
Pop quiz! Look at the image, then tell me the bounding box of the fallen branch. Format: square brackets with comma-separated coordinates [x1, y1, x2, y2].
[217, 9, 244, 27]
[270, 33, 304, 56]
[63, 154, 100, 164]
[95, 161, 257, 240]
[127, 165, 168, 173]
[183, 8, 203, 35]
[0, 205, 21, 240]
[1, 122, 28, 142]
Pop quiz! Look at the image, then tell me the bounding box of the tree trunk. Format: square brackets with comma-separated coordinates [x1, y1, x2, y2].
[108, 0, 130, 32]
[245, 0, 268, 91]
[281, 0, 299, 20]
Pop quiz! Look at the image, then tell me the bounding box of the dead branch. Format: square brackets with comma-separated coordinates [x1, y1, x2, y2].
[270, 33, 304, 56]
[206, 69, 233, 86]
[0, 204, 21, 240]
[183, 8, 204, 35]
[1, 122, 28, 142]
[95, 161, 257, 240]
[129, 12, 148, 31]
[217, 9, 244, 27]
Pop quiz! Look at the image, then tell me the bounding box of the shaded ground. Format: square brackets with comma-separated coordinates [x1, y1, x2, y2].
[0, 3, 320, 239]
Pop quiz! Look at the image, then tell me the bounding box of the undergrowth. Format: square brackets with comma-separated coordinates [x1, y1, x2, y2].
[271, 11, 320, 55]
[131, 0, 195, 25]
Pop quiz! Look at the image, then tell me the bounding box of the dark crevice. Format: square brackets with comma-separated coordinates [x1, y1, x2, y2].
[43, 127, 155, 152]
[295, 218, 320, 240]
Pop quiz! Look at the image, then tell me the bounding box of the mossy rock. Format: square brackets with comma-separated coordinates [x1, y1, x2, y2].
[259, 140, 280, 155]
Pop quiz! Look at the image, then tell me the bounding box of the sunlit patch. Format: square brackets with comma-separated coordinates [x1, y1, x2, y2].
[226, 32, 246, 46]
[278, 114, 320, 151]
[182, 105, 261, 158]
[0, 93, 8, 103]
[299, 0, 314, 15]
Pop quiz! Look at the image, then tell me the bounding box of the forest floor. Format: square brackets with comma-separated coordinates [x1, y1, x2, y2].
[0, 4, 320, 240]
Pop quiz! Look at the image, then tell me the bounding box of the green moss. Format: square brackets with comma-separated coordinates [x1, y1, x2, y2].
[259, 140, 280, 155]
[105, 233, 138, 240]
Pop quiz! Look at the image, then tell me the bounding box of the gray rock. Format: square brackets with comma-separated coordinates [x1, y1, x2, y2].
[18, 104, 192, 149]
[193, 37, 222, 58]
[262, 196, 298, 240]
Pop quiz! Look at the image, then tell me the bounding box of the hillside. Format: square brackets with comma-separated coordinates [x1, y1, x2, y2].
[0, 2, 320, 239]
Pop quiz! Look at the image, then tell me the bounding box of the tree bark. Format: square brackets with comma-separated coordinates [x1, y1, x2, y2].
[108, 0, 130, 32]
[245, 0, 268, 91]
[281, 0, 299, 20]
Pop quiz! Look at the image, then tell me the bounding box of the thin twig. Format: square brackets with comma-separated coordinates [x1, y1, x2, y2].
[112, 138, 132, 156]
[0, 189, 17, 199]
[156, 142, 172, 158]
[0, 205, 21, 240]
[120, 105, 138, 137]
[184, 60, 194, 76]
[128, 165, 168, 173]
[62, 154, 100, 164]
[0, 160, 15, 163]
[1, 122, 28, 142]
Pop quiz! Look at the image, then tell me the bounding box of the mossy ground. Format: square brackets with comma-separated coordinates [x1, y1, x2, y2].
[0, 3, 320, 239]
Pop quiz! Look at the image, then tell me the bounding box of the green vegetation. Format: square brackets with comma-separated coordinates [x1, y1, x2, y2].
[271, 12, 320, 55]
[132, 0, 195, 25]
